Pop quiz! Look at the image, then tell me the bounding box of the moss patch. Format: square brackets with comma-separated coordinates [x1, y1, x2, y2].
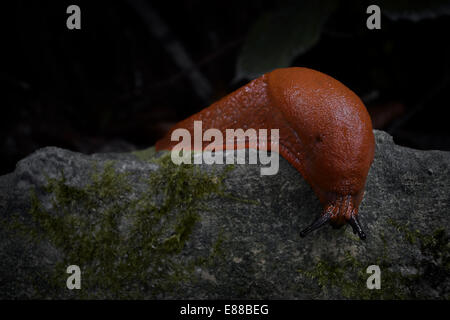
[298, 251, 411, 299]
[11, 154, 234, 298]
[388, 219, 450, 298]
[132, 146, 156, 161]
[298, 222, 449, 299]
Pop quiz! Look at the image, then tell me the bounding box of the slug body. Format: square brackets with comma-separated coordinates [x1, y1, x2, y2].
[156, 67, 375, 239]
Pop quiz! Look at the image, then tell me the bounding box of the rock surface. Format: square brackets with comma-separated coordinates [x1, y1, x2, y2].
[0, 130, 449, 299]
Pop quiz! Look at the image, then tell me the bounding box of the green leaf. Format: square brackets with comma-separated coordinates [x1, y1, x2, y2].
[235, 0, 338, 81]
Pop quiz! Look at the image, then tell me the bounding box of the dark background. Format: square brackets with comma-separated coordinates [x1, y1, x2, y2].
[2, 0, 450, 175]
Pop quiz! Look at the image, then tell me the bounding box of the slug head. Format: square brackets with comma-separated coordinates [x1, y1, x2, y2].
[299, 195, 366, 240]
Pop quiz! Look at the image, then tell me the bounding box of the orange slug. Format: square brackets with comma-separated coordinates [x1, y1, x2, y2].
[156, 67, 375, 239]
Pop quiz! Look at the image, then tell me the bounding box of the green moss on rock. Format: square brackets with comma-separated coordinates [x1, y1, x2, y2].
[16, 154, 233, 298]
[132, 146, 156, 161]
[298, 221, 449, 299]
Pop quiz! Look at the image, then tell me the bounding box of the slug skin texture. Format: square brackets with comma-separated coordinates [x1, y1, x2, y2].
[156, 67, 375, 239]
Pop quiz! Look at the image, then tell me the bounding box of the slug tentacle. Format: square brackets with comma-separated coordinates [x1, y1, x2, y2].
[349, 214, 366, 240]
[299, 207, 332, 237]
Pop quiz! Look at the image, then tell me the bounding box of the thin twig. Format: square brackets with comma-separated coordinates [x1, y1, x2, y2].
[126, 0, 213, 103]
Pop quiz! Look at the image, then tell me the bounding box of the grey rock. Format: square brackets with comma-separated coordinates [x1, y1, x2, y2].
[0, 130, 449, 299]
